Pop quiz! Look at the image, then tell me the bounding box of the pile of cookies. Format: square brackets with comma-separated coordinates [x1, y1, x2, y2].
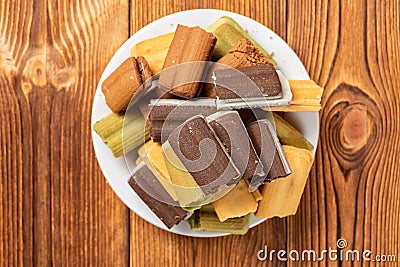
[94, 16, 323, 234]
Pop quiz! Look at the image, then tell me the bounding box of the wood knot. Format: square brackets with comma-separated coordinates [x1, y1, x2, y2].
[22, 48, 77, 91]
[340, 104, 370, 150]
[21, 82, 33, 95]
[50, 68, 77, 88]
[25, 55, 47, 87]
[0, 39, 17, 76]
[323, 84, 382, 176]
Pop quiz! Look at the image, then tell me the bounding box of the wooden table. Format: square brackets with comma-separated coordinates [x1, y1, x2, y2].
[1, 1, 398, 266]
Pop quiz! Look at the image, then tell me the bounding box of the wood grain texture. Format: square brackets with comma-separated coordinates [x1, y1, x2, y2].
[0, 0, 130, 266]
[1, 0, 399, 266]
[130, 1, 399, 267]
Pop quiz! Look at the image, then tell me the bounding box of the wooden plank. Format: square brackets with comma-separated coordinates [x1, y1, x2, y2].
[129, 1, 400, 267]
[0, 1, 36, 266]
[0, 0, 131, 266]
[286, 1, 400, 266]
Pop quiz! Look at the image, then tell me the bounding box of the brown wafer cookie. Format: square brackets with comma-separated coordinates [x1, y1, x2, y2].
[137, 56, 152, 85]
[147, 98, 217, 142]
[102, 57, 142, 113]
[102, 56, 153, 113]
[159, 25, 216, 99]
[218, 39, 271, 68]
[149, 120, 182, 143]
[206, 111, 266, 191]
[128, 162, 188, 228]
[202, 39, 272, 98]
[164, 116, 240, 195]
[246, 120, 291, 182]
[214, 64, 282, 100]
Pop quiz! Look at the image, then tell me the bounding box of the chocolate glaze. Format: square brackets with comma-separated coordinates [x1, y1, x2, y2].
[214, 64, 282, 100]
[128, 163, 188, 229]
[149, 120, 184, 143]
[166, 116, 240, 194]
[207, 111, 266, 190]
[246, 120, 291, 183]
[148, 99, 217, 142]
[148, 102, 217, 121]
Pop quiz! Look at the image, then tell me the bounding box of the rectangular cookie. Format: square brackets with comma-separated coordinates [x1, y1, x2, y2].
[148, 98, 217, 142]
[148, 98, 217, 121]
[158, 25, 216, 99]
[216, 64, 282, 99]
[163, 115, 240, 197]
[255, 145, 314, 219]
[213, 64, 292, 109]
[267, 79, 324, 112]
[138, 141, 178, 200]
[128, 162, 188, 228]
[202, 39, 273, 98]
[246, 119, 291, 182]
[212, 179, 258, 222]
[206, 111, 266, 191]
[102, 56, 152, 113]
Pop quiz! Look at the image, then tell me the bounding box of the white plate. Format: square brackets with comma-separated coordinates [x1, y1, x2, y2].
[91, 9, 319, 237]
